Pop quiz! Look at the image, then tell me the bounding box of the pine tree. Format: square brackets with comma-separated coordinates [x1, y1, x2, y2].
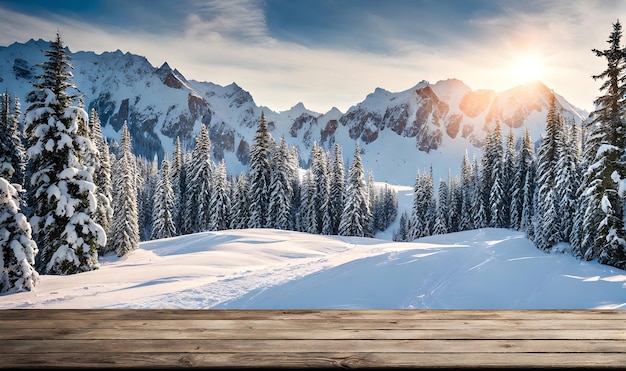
[555, 124, 579, 243]
[208, 160, 231, 231]
[480, 120, 503, 224]
[457, 153, 474, 231]
[308, 142, 332, 235]
[267, 137, 293, 230]
[0, 92, 25, 187]
[533, 93, 565, 250]
[231, 173, 250, 229]
[329, 142, 345, 235]
[393, 210, 411, 242]
[366, 170, 377, 237]
[24, 32, 105, 274]
[151, 156, 176, 240]
[136, 155, 157, 242]
[109, 123, 140, 257]
[88, 109, 113, 238]
[510, 128, 535, 230]
[0, 178, 38, 294]
[433, 179, 449, 235]
[248, 113, 272, 228]
[298, 170, 318, 234]
[170, 137, 185, 234]
[579, 20, 626, 268]
[471, 158, 487, 228]
[183, 125, 213, 234]
[339, 142, 371, 237]
[376, 185, 398, 232]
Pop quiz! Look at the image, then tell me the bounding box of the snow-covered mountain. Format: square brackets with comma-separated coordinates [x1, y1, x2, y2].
[0, 39, 588, 185]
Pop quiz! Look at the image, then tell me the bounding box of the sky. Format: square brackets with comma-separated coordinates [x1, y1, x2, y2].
[0, 0, 623, 113]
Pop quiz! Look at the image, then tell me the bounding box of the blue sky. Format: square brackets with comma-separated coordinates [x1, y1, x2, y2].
[0, 0, 623, 113]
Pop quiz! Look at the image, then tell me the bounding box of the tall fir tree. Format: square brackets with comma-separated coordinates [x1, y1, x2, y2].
[0, 177, 38, 294]
[170, 137, 185, 234]
[24, 32, 105, 274]
[183, 125, 213, 234]
[533, 93, 565, 251]
[578, 20, 626, 268]
[109, 123, 140, 257]
[0, 92, 25, 187]
[510, 128, 535, 230]
[151, 156, 176, 240]
[248, 112, 272, 228]
[267, 137, 293, 231]
[480, 120, 503, 224]
[231, 173, 250, 229]
[88, 109, 113, 238]
[329, 142, 345, 235]
[339, 142, 371, 237]
[433, 179, 449, 235]
[208, 160, 231, 231]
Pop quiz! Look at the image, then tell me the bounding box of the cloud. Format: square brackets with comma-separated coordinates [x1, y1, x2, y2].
[0, 0, 623, 113]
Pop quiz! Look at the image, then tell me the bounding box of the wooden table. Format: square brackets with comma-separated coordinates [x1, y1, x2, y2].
[0, 309, 625, 369]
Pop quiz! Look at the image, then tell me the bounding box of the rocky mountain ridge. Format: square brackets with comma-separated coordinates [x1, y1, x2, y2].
[0, 39, 588, 185]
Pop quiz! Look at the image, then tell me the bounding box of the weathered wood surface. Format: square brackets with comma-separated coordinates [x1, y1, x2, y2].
[0, 309, 625, 369]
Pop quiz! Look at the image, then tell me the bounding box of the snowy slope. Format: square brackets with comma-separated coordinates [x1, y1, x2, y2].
[0, 226, 623, 310]
[0, 39, 588, 186]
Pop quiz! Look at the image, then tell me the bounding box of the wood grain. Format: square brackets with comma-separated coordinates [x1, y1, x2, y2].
[0, 309, 624, 369]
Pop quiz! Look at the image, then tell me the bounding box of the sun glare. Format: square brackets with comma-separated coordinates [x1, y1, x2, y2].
[512, 56, 544, 83]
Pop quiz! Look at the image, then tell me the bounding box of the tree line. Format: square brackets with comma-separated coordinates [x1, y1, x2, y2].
[0, 33, 397, 294]
[396, 20, 626, 271]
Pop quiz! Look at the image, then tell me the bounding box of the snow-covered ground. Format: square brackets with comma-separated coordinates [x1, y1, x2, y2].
[1, 225, 624, 309]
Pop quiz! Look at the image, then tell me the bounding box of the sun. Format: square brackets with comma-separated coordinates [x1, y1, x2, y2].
[512, 55, 544, 83]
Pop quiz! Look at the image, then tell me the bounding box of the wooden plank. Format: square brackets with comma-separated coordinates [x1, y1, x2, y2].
[1, 308, 624, 320]
[2, 318, 624, 331]
[3, 339, 626, 354]
[1, 327, 624, 340]
[3, 352, 626, 369]
[0, 309, 624, 369]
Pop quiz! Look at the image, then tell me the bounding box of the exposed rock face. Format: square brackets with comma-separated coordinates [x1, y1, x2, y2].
[0, 39, 588, 183]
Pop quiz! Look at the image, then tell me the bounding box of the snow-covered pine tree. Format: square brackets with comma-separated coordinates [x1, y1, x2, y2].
[471, 157, 488, 228]
[88, 109, 113, 238]
[480, 120, 503, 224]
[533, 93, 565, 251]
[489, 149, 507, 228]
[109, 123, 139, 257]
[578, 20, 626, 268]
[375, 185, 398, 232]
[208, 159, 231, 231]
[0, 92, 25, 187]
[457, 154, 472, 231]
[338, 142, 371, 237]
[298, 170, 317, 234]
[410, 167, 436, 239]
[502, 128, 517, 227]
[183, 124, 213, 234]
[329, 142, 345, 235]
[510, 128, 535, 230]
[0, 177, 38, 294]
[366, 170, 377, 237]
[170, 137, 185, 234]
[433, 179, 449, 235]
[555, 123, 580, 243]
[136, 155, 158, 241]
[231, 173, 250, 229]
[309, 142, 331, 234]
[24, 32, 105, 274]
[393, 210, 411, 242]
[447, 175, 462, 232]
[267, 137, 293, 231]
[151, 156, 176, 240]
[248, 112, 272, 229]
